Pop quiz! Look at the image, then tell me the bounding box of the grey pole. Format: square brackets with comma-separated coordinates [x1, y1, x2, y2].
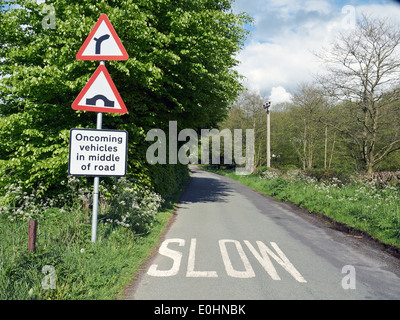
[91, 176, 100, 243]
[91, 61, 105, 243]
[264, 102, 271, 168]
[267, 108, 271, 168]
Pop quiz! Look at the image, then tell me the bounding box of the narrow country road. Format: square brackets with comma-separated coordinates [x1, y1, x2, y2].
[126, 166, 400, 300]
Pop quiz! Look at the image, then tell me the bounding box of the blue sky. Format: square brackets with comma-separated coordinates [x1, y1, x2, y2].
[232, 0, 400, 104]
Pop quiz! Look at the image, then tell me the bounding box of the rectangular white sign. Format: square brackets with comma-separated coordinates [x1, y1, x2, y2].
[69, 128, 128, 177]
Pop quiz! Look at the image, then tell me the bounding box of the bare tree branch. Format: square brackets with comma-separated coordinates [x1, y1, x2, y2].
[315, 14, 400, 174]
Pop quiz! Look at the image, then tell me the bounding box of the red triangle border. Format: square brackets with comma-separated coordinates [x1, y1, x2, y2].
[72, 65, 128, 114]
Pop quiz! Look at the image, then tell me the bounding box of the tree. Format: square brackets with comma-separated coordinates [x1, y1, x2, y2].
[290, 83, 327, 170]
[0, 0, 249, 196]
[316, 14, 400, 175]
[268, 106, 301, 169]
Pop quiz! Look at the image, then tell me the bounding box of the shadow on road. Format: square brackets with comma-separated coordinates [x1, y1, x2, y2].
[179, 175, 233, 204]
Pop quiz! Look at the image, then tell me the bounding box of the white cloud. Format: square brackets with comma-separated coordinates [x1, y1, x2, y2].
[234, 0, 400, 100]
[235, 18, 333, 97]
[356, 3, 400, 20]
[236, 40, 320, 94]
[269, 86, 292, 104]
[235, 0, 341, 97]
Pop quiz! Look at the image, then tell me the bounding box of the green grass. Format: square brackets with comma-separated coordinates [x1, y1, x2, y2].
[0, 186, 184, 300]
[209, 168, 400, 250]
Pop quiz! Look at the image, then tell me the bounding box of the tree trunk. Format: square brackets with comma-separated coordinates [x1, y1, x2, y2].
[303, 118, 307, 170]
[328, 131, 336, 169]
[324, 126, 328, 169]
[366, 161, 374, 176]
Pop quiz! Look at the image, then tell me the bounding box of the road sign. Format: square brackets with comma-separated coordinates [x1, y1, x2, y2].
[76, 14, 129, 60]
[69, 128, 128, 177]
[73, 13, 129, 243]
[72, 64, 127, 114]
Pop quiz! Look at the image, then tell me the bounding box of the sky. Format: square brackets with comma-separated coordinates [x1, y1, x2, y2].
[232, 0, 400, 104]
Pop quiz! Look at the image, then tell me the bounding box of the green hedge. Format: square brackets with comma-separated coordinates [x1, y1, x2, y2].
[148, 163, 190, 201]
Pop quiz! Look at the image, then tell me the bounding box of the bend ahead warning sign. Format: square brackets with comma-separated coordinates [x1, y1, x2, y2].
[76, 14, 129, 61]
[69, 129, 128, 177]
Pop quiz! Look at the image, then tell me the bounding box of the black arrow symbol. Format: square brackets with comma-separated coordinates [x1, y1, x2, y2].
[93, 34, 110, 55]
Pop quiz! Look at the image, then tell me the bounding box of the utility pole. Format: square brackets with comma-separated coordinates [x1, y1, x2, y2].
[263, 101, 271, 167]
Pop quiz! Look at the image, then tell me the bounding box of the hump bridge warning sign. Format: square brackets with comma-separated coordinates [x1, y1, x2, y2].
[71, 65, 127, 114]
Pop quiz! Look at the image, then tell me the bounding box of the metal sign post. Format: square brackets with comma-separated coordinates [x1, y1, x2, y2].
[91, 111, 103, 243]
[91, 60, 104, 243]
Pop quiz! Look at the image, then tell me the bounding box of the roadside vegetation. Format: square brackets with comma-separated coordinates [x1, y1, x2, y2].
[209, 166, 400, 250]
[0, 174, 189, 300]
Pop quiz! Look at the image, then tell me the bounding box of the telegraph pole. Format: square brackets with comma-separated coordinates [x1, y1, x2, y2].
[263, 101, 271, 167]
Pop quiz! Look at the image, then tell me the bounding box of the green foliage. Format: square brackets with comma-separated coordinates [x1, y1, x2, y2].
[304, 168, 353, 184]
[148, 163, 190, 200]
[0, 0, 249, 197]
[0, 175, 163, 235]
[102, 177, 163, 235]
[0, 174, 183, 300]
[0, 208, 176, 300]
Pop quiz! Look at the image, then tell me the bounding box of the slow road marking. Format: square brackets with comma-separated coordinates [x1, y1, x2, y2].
[147, 238, 307, 283]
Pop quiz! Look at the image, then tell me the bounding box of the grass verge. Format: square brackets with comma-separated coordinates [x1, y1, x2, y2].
[0, 181, 187, 300]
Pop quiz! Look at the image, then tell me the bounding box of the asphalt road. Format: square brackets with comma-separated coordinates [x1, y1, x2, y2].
[127, 166, 400, 300]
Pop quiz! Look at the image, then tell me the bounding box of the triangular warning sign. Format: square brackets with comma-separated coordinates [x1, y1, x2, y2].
[72, 65, 127, 114]
[76, 14, 129, 61]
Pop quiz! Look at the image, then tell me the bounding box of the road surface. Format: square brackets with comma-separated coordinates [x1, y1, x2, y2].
[126, 166, 400, 300]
